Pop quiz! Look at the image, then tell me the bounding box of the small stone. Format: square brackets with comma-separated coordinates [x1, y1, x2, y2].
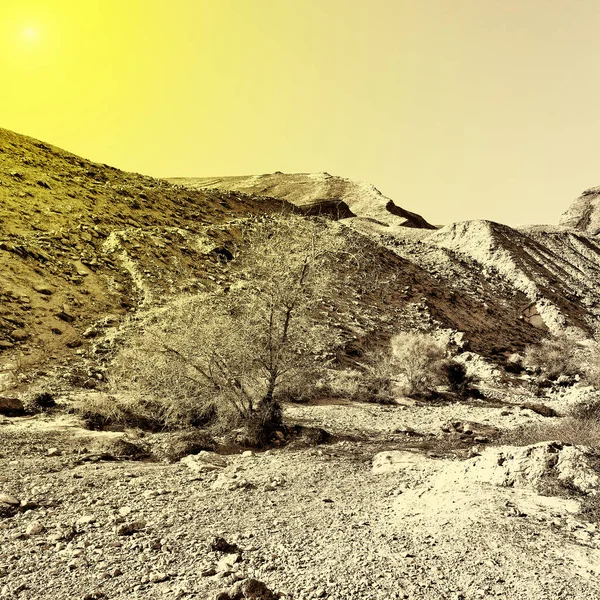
[241, 451, 254, 458]
[76, 515, 96, 526]
[10, 329, 29, 341]
[217, 553, 241, 573]
[26, 521, 45, 535]
[0, 493, 20, 506]
[116, 520, 146, 536]
[33, 285, 53, 296]
[150, 572, 169, 583]
[47, 447, 61, 457]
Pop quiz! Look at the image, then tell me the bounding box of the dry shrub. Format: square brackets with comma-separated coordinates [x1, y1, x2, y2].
[353, 350, 398, 404]
[391, 333, 448, 398]
[442, 360, 476, 396]
[501, 398, 600, 450]
[581, 343, 600, 389]
[317, 369, 362, 400]
[352, 333, 451, 402]
[522, 335, 578, 380]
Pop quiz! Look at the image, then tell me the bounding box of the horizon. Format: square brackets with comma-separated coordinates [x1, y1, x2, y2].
[2, 1, 599, 227]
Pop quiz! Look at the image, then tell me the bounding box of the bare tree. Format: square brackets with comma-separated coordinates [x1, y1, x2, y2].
[108, 216, 352, 440]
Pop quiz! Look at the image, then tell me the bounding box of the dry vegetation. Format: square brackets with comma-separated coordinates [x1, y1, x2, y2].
[88, 216, 361, 443]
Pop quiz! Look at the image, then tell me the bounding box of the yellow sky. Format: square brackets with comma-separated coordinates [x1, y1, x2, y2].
[2, 0, 600, 226]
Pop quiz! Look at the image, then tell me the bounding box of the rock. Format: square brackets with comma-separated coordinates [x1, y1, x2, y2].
[76, 515, 96, 526]
[56, 310, 76, 323]
[150, 572, 169, 583]
[443, 420, 500, 439]
[211, 473, 253, 491]
[181, 451, 227, 473]
[211, 537, 240, 553]
[444, 442, 600, 494]
[520, 402, 557, 418]
[372, 450, 433, 475]
[217, 553, 241, 572]
[47, 447, 61, 457]
[0, 397, 25, 416]
[116, 520, 146, 536]
[227, 578, 280, 600]
[0, 493, 19, 506]
[9, 329, 29, 341]
[25, 521, 45, 535]
[33, 285, 53, 296]
[241, 451, 254, 458]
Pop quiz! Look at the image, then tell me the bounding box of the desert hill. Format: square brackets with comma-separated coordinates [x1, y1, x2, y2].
[0, 128, 289, 377]
[172, 170, 600, 340]
[429, 220, 600, 337]
[169, 172, 436, 230]
[560, 186, 600, 235]
[0, 129, 551, 386]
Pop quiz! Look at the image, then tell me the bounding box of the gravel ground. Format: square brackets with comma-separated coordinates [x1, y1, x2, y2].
[1, 390, 599, 600]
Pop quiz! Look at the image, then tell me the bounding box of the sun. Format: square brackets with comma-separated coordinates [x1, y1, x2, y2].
[22, 26, 39, 42]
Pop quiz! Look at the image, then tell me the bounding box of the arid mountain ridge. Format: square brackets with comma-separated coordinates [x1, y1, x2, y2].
[1, 127, 600, 386]
[174, 171, 600, 339]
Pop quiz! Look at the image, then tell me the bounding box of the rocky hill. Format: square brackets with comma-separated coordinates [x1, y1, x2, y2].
[0, 128, 289, 380]
[560, 186, 600, 235]
[429, 220, 600, 337]
[0, 129, 553, 389]
[169, 172, 436, 230]
[2, 127, 600, 382]
[4, 129, 600, 600]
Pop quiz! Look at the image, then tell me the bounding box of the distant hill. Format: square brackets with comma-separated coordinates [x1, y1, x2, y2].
[560, 186, 600, 235]
[169, 172, 436, 230]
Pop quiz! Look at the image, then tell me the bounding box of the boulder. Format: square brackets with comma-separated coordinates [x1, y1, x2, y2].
[0, 396, 25, 416]
[444, 442, 600, 495]
[520, 402, 558, 418]
[181, 451, 227, 473]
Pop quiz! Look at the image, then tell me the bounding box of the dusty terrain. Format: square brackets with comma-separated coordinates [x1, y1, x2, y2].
[2, 385, 600, 600]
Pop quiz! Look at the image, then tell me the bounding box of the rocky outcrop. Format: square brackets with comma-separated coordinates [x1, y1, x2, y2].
[560, 187, 600, 235]
[428, 219, 600, 335]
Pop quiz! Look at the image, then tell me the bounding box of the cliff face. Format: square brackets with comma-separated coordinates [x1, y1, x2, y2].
[559, 187, 600, 235]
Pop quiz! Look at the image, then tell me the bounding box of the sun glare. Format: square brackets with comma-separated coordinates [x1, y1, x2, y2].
[23, 26, 39, 42]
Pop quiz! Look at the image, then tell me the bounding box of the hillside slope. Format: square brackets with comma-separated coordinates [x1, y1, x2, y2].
[560, 186, 600, 235]
[428, 220, 600, 336]
[0, 129, 550, 388]
[169, 172, 436, 230]
[0, 128, 290, 377]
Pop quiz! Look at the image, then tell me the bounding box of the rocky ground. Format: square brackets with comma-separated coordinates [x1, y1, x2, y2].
[2, 384, 600, 600]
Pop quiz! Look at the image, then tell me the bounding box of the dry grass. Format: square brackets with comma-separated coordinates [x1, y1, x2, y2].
[501, 417, 600, 449]
[522, 335, 578, 380]
[500, 397, 600, 450]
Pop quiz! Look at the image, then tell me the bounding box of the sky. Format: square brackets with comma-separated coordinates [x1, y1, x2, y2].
[2, 0, 600, 226]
